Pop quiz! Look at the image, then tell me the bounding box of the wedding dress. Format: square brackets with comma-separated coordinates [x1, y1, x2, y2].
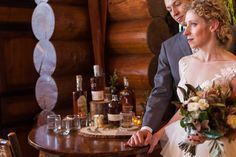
[160, 55, 236, 157]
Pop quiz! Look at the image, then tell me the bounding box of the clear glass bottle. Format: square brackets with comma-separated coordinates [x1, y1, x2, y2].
[107, 94, 121, 127]
[90, 65, 105, 101]
[73, 75, 87, 117]
[119, 76, 136, 114]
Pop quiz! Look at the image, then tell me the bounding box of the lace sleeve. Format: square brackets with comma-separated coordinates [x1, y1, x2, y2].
[214, 63, 236, 82]
[178, 56, 189, 80]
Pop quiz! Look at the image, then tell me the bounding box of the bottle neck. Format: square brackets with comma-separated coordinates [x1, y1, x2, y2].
[76, 77, 83, 91]
[123, 77, 129, 88]
[93, 65, 101, 77]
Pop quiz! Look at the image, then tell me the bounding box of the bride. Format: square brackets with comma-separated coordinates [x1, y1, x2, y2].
[147, 0, 236, 156]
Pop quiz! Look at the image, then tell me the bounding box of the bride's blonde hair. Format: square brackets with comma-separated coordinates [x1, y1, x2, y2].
[191, 0, 232, 48]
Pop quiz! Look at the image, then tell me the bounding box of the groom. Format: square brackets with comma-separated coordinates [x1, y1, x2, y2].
[127, 0, 236, 148]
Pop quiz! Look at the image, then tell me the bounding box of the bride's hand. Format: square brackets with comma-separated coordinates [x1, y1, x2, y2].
[147, 129, 164, 154]
[188, 133, 207, 144]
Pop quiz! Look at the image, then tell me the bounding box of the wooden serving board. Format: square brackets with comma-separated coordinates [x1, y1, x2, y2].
[78, 126, 140, 139]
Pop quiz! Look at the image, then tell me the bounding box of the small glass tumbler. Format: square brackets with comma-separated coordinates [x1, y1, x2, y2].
[120, 111, 133, 128]
[78, 114, 89, 128]
[68, 115, 81, 130]
[47, 114, 61, 133]
[61, 116, 74, 135]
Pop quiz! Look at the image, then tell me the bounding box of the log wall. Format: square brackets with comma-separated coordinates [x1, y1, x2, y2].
[106, 0, 176, 115]
[0, 1, 93, 156]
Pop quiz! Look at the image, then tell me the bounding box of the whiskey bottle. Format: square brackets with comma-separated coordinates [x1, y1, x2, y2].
[73, 75, 87, 117]
[119, 76, 136, 114]
[107, 94, 121, 127]
[90, 65, 105, 101]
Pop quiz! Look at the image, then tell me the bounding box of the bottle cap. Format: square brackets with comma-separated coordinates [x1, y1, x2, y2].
[93, 65, 101, 76]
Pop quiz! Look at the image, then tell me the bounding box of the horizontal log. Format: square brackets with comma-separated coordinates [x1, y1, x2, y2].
[50, 0, 87, 6]
[147, 18, 172, 54]
[52, 5, 90, 40]
[0, 36, 93, 93]
[147, 0, 168, 17]
[0, 36, 38, 93]
[108, 0, 151, 21]
[0, 94, 40, 125]
[107, 54, 154, 90]
[108, 0, 168, 22]
[108, 18, 171, 55]
[0, 5, 90, 40]
[107, 19, 152, 55]
[51, 40, 93, 76]
[0, 6, 33, 23]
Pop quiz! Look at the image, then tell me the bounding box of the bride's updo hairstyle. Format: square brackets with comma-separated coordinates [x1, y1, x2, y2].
[191, 0, 232, 48]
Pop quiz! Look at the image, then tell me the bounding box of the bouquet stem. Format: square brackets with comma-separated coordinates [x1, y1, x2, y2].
[178, 141, 196, 157]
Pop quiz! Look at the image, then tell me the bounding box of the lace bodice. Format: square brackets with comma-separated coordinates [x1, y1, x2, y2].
[177, 55, 236, 102]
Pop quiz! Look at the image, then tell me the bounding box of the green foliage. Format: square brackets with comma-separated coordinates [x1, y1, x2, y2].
[109, 69, 118, 87]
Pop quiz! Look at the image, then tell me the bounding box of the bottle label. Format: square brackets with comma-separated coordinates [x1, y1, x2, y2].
[76, 95, 87, 116]
[108, 114, 121, 121]
[91, 91, 104, 101]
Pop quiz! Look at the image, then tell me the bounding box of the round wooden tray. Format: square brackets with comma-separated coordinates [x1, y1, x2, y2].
[78, 125, 140, 139]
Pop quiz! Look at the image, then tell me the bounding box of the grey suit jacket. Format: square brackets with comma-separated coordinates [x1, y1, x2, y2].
[142, 26, 236, 133]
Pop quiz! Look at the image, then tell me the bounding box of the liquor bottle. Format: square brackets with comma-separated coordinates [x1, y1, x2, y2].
[119, 76, 136, 114]
[107, 94, 121, 127]
[73, 75, 87, 117]
[90, 65, 105, 101]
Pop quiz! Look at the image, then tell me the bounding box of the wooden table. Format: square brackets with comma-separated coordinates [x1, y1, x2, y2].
[28, 125, 149, 157]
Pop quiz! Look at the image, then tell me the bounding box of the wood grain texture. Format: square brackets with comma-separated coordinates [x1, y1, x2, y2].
[0, 95, 40, 125]
[107, 19, 152, 55]
[108, 0, 151, 21]
[88, 0, 104, 68]
[147, 18, 172, 54]
[53, 40, 93, 76]
[107, 54, 154, 90]
[28, 125, 149, 157]
[108, 0, 168, 22]
[52, 5, 90, 40]
[0, 37, 38, 92]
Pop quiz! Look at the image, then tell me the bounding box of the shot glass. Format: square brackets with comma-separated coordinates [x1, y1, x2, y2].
[120, 111, 133, 128]
[61, 116, 74, 135]
[68, 115, 81, 130]
[47, 114, 61, 133]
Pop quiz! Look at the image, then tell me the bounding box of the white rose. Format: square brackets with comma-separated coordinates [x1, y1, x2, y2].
[198, 99, 209, 110]
[191, 111, 200, 119]
[190, 96, 200, 102]
[187, 102, 199, 112]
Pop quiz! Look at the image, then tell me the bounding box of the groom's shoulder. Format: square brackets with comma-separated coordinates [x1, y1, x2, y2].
[163, 32, 184, 46]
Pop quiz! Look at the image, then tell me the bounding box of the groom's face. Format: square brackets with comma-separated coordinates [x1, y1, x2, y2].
[164, 0, 192, 26]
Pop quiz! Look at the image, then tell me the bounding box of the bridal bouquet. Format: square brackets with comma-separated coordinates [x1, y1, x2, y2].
[178, 82, 236, 157]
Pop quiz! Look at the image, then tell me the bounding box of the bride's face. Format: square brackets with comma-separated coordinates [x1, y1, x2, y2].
[184, 10, 211, 48]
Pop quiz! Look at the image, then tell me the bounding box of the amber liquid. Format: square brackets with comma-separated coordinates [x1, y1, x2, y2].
[73, 75, 87, 117]
[107, 95, 121, 127]
[90, 75, 105, 101]
[119, 77, 136, 114]
[73, 91, 87, 116]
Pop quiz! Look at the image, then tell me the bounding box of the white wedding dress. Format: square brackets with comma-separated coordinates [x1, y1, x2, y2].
[160, 55, 236, 157]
